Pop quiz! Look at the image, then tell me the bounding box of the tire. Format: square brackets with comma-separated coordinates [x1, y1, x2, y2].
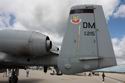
[9, 77, 11, 83]
[9, 76, 18, 83]
[14, 76, 18, 83]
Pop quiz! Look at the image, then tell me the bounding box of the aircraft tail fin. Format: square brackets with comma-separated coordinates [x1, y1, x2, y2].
[58, 5, 117, 74]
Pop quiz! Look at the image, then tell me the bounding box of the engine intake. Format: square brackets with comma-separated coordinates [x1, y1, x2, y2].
[46, 36, 52, 51]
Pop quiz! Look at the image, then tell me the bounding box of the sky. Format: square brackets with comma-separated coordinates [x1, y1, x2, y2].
[0, 0, 125, 65]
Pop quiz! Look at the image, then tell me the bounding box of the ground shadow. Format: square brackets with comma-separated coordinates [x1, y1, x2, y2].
[0, 79, 43, 83]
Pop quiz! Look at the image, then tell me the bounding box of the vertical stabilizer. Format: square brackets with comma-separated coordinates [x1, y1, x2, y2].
[58, 5, 117, 74]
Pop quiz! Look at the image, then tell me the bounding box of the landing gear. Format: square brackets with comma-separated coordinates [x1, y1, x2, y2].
[44, 66, 48, 73]
[54, 66, 63, 75]
[9, 69, 19, 83]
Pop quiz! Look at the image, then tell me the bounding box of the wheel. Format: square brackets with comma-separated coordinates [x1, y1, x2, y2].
[14, 76, 18, 83]
[56, 71, 63, 76]
[9, 76, 18, 83]
[9, 77, 11, 83]
[8, 69, 19, 83]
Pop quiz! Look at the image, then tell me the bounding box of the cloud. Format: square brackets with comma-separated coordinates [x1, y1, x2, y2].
[114, 4, 125, 18]
[97, 0, 120, 19]
[0, 12, 15, 28]
[0, 0, 122, 49]
[112, 36, 125, 65]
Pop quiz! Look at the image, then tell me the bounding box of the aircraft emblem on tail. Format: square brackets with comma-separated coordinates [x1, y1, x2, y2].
[71, 16, 81, 24]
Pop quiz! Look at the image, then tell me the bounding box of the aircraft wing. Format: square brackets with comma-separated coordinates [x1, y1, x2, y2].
[94, 65, 125, 73]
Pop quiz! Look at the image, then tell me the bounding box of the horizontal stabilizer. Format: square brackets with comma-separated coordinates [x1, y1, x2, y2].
[94, 65, 125, 73]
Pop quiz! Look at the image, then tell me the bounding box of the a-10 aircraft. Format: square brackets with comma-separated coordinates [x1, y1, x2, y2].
[0, 5, 117, 83]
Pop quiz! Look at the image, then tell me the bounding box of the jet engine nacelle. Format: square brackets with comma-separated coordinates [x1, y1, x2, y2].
[0, 30, 52, 56]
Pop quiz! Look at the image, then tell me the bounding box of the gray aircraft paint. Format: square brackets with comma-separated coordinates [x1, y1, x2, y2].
[0, 30, 51, 57]
[0, 30, 56, 66]
[58, 5, 117, 74]
[0, 5, 116, 75]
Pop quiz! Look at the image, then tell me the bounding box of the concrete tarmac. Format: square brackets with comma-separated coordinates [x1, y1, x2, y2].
[0, 70, 125, 83]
